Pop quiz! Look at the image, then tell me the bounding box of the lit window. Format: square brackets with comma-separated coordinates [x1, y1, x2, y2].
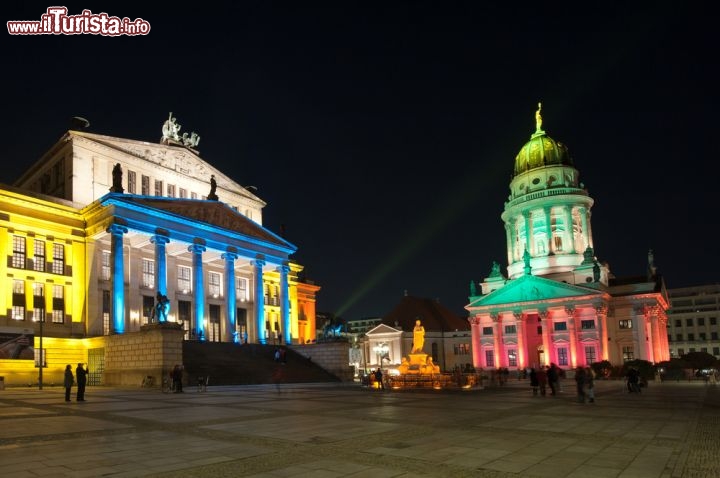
[12, 236, 26, 268]
[142, 259, 155, 288]
[101, 250, 111, 281]
[208, 272, 222, 298]
[508, 349, 517, 366]
[619, 320, 632, 329]
[167, 184, 175, 197]
[33, 240, 46, 272]
[504, 324, 517, 334]
[585, 346, 596, 364]
[52, 285, 64, 323]
[557, 347, 568, 366]
[128, 170, 136, 194]
[485, 350, 494, 367]
[177, 266, 192, 293]
[581, 320, 595, 329]
[141, 175, 150, 195]
[236, 277, 249, 302]
[51, 243, 64, 275]
[622, 346, 634, 362]
[154, 180, 163, 196]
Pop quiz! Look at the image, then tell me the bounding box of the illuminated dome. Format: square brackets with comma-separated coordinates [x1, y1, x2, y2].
[513, 103, 573, 177]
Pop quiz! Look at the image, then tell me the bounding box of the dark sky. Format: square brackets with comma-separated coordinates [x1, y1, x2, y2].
[3, 2, 719, 320]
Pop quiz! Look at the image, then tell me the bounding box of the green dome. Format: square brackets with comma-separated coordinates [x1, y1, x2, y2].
[513, 104, 573, 177]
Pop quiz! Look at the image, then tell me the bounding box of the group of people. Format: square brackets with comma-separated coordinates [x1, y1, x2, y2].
[528, 363, 564, 397]
[63, 363, 88, 402]
[573, 366, 596, 403]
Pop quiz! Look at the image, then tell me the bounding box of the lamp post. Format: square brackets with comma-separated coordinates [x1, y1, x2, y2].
[38, 316, 43, 390]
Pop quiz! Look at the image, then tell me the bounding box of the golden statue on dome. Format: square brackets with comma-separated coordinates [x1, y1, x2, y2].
[535, 101, 543, 132]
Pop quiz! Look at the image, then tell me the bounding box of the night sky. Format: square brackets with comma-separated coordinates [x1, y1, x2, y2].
[3, 2, 719, 321]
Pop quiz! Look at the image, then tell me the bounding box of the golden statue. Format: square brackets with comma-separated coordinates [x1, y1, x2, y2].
[535, 101, 543, 132]
[412, 319, 425, 353]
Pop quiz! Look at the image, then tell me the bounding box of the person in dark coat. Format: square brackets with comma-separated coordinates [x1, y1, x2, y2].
[172, 364, 184, 393]
[529, 368, 539, 396]
[75, 363, 88, 401]
[63, 364, 74, 402]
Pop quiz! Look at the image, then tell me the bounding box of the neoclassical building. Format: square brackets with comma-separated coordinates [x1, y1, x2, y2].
[466, 105, 670, 371]
[0, 116, 319, 384]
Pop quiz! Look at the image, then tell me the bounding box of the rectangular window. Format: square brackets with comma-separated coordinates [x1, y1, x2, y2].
[102, 290, 110, 335]
[678, 348, 685, 356]
[585, 346, 596, 364]
[51, 243, 65, 275]
[485, 350, 494, 367]
[141, 175, 150, 195]
[508, 349, 517, 367]
[52, 285, 64, 323]
[674, 319, 681, 327]
[208, 272, 222, 297]
[712, 332, 718, 340]
[128, 170, 136, 194]
[191, 192, 197, 199]
[167, 184, 175, 197]
[686, 318, 694, 327]
[154, 179, 163, 196]
[698, 318, 705, 326]
[711, 317, 717, 326]
[581, 320, 595, 330]
[236, 277, 249, 302]
[676, 334, 683, 341]
[699, 333, 706, 341]
[13, 280, 25, 320]
[33, 239, 46, 272]
[32, 283, 45, 322]
[208, 304, 221, 342]
[101, 250, 111, 281]
[177, 266, 192, 293]
[713, 347, 719, 356]
[142, 259, 155, 288]
[688, 333, 695, 341]
[179, 188, 187, 199]
[264, 283, 270, 305]
[504, 324, 517, 334]
[619, 319, 633, 329]
[482, 326, 493, 336]
[12, 235, 26, 268]
[553, 321, 567, 331]
[178, 300, 191, 340]
[557, 347, 568, 366]
[554, 235, 563, 252]
[454, 343, 470, 355]
[142, 295, 154, 324]
[622, 346, 634, 362]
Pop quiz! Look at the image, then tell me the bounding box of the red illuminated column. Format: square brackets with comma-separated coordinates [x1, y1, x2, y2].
[595, 306, 609, 361]
[566, 306, 578, 367]
[491, 313, 503, 368]
[470, 316, 483, 369]
[539, 310, 552, 366]
[514, 311, 527, 369]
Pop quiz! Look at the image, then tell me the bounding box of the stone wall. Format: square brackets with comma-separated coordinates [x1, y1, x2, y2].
[290, 342, 354, 381]
[103, 323, 184, 387]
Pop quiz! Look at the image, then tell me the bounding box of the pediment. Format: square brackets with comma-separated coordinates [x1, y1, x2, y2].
[467, 274, 602, 308]
[366, 324, 402, 336]
[71, 132, 257, 200]
[117, 196, 291, 248]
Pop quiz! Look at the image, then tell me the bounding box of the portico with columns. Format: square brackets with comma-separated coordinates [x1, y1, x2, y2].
[84, 193, 312, 345]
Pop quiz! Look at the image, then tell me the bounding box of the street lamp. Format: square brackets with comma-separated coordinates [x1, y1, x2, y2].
[373, 343, 389, 370]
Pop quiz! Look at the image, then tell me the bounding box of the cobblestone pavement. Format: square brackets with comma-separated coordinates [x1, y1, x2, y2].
[0, 379, 718, 477]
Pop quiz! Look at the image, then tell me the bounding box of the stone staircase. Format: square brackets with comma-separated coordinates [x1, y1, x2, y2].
[181, 342, 341, 386]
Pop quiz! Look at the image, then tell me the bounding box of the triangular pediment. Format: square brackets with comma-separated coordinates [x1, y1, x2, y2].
[113, 196, 292, 249]
[366, 324, 402, 336]
[70, 131, 263, 204]
[467, 274, 603, 308]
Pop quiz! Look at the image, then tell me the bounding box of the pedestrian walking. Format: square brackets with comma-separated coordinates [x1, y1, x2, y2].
[529, 367, 539, 396]
[574, 366, 586, 403]
[547, 364, 559, 396]
[536, 366, 548, 396]
[374, 368, 384, 390]
[63, 364, 74, 402]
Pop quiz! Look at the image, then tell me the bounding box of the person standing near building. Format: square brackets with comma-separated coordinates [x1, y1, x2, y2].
[76, 363, 88, 401]
[63, 364, 74, 402]
[374, 368, 384, 390]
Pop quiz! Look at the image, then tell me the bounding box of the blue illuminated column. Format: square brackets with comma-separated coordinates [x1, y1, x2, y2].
[280, 263, 291, 345]
[253, 257, 266, 344]
[222, 250, 238, 343]
[151, 234, 169, 295]
[107, 223, 128, 334]
[189, 243, 206, 340]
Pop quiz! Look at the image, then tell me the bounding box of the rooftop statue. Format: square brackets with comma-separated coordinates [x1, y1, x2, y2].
[162, 113, 181, 142]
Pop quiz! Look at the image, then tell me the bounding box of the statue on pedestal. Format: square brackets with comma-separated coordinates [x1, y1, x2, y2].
[412, 319, 425, 353]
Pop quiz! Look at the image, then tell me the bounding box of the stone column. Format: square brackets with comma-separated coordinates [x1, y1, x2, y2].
[648, 306, 660, 363]
[585, 209, 594, 249]
[189, 243, 206, 340]
[505, 222, 513, 264]
[633, 306, 648, 360]
[222, 250, 238, 343]
[107, 224, 128, 334]
[514, 311, 526, 369]
[539, 310, 552, 366]
[491, 313, 503, 368]
[151, 234, 169, 295]
[564, 206, 576, 253]
[523, 212, 531, 257]
[566, 306, 578, 367]
[595, 306, 609, 361]
[254, 257, 266, 344]
[469, 316, 483, 369]
[543, 207, 553, 254]
[279, 262, 291, 345]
